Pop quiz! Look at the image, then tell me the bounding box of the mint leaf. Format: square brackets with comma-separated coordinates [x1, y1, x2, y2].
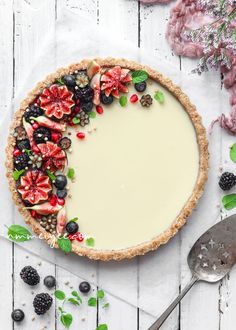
[85, 237, 95, 247]
[72, 117, 80, 125]
[119, 96, 127, 107]
[55, 290, 66, 300]
[13, 169, 25, 181]
[68, 298, 80, 306]
[71, 291, 82, 304]
[102, 303, 110, 309]
[89, 111, 96, 118]
[154, 90, 165, 104]
[88, 297, 97, 307]
[97, 290, 105, 299]
[24, 149, 32, 155]
[230, 143, 236, 162]
[132, 70, 148, 83]
[46, 170, 56, 181]
[7, 225, 32, 242]
[57, 236, 72, 254]
[57, 78, 65, 85]
[60, 313, 73, 328]
[69, 217, 78, 223]
[222, 194, 236, 210]
[67, 168, 75, 180]
[97, 324, 108, 330]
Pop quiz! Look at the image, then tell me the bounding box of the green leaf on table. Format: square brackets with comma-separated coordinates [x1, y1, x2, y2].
[230, 143, 236, 162]
[57, 78, 65, 85]
[7, 225, 32, 242]
[97, 290, 105, 299]
[154, 90, 165, 104]
[12, 169, 25, 181]
[71, 291, 82, 304]
[102, 303, 110, 309]
[89, 111, 96, 118]
[119, 96, 127, 107]
[54, 290, 66, 301]
[67, 168, 75, 180]
[72, 117, 80, 125]
[132, 70, 148, 84]
[222, 194, 236, 210]
[88, 297, 97, 307]
[60, 313, 73, 329]
[85, 237, 95, 247]
[46, 169, 56, 181]
[57, 236, 72, 254]
[96, 324, 108, 330]
[68, 298, 80, 306]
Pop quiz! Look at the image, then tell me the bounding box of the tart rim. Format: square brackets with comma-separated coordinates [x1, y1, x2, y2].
[6, 57, 209, 261]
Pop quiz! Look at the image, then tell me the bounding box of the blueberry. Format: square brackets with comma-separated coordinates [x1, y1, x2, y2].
[11, 309, 25, 322]
[54, 175, 67, 190]
[66, 221, 79, 235]
[56, 189, 67, 199]
[79, 281, 91, 293]
[80, 102, 93, 113]
[134, 81, 147, 93]
[100, 92, 114, 105]
[63, 75, 76, 87]
[44, 275, 56, 288]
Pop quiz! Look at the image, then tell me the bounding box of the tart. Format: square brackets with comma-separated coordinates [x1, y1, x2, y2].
[6, 58, 209, 261]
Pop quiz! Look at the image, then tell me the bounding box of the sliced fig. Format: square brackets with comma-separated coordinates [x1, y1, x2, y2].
[101, 66, 132, 98]
[23, 118, 34, 147]
[27, 202, 62, 215]
[37, 141, 66, 172]
[87, 60, 101, 79]
[90, 73, 101, 105]
[56, 207, 67, 234]
[32, 116, 66, 132]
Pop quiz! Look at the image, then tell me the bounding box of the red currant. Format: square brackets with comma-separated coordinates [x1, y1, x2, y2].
[76, 132, 85, 140]
[96, 105, 104, 114]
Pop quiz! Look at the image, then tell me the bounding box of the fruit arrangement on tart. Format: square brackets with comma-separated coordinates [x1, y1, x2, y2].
[6, 58, 208, 260]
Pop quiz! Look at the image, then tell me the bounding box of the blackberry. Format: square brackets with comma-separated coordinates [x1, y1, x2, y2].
[33, 293, 53, 315]
[16, 139, 30, 151]
[77, 110, 90, 127]
[100, 91, 114, 105]
[75, 86, 94, 103]
[134, 81, 147, 93]
[20, 266, 40, 286]
[219, 172, 236, 191]
[81, 101, 93, 113]
[11, 309, 25, 322]
[33, 127, 51, 144]
[24, 105, 44, 123]
[14, 153, 30, 171]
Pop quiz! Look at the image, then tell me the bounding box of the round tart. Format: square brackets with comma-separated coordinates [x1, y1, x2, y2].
[6, 58, 208, 261]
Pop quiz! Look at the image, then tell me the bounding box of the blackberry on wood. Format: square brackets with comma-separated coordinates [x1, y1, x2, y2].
[20, 266, 40, 286]
[219, 172, 236, 191]
[33, 293, 53, 315]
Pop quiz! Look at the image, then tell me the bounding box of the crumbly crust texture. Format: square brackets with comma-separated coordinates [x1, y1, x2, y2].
[6, 58, 209, 261]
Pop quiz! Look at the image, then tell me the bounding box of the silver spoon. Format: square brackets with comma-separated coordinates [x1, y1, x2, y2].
[148, 214, 236, 330]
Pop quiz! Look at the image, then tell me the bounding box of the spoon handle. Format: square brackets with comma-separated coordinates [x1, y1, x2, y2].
[148, 275, 198, 330]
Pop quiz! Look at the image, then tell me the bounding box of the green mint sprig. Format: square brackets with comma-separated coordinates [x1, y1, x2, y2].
[7, 224, 32, 242]
[13, 169, 25, 181]
[132, 70, 148, 84]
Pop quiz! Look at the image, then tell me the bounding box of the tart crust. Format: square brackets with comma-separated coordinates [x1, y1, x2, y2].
[6, 58, 209, 261]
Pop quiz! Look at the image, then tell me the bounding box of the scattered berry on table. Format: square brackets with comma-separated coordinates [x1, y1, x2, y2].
[44, 275, 56, 288]
[219, 172, 236, 191]
[20, 266, 40, 286]
[24, 105, 44, 123]
[33, 127, 51, 144]
[75, 86, 94, 103]
[58, 137, 72, 150]
[63, 74, 76, 87]
[134, 81, 147, 93]
[14, 153, 30, 171]
[16, 139, 30, 151]
[56, 189, 67, 199]
[130, 94, 139, 103]
[40, 215, 57, 234]
[11, 309, 25, 322]
[54, 174, 67, 190]
[77, 110, 90, 127]
[14, 126, 27, 140]
[79, 281, 91, 294]
[100, 91, 114, 105]
[76, 132, 85, 140]
[66, 221, 79, 235]
[140, 94, 153, 107]
[33, 293, 53, 315]
[76, 72, 89, 88]
[80, 101, 93, 113]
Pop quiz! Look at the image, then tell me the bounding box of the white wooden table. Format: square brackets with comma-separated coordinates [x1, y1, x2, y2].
[0, 0, 235, 329]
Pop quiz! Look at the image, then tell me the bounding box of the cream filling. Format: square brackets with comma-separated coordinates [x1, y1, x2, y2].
[66, 81, 199, 250]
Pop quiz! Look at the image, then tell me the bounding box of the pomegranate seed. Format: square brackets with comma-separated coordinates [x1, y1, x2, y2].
[13, 149, 21, 157]
[32, 145, 40, 153]
[57, 198, 65, 206]
[30, 210, 37, 218]
[76, 132, 85, 140]
[130, 94, 139, 103]
[74, 106, 80, 114]
[49, 195, 57, 206]
[36, 213, 42, 220]
[96, 105, 104, 114]
[32, 122, 39, 130]
[76, 232, 84, 242]
[51, 132, 62, 143]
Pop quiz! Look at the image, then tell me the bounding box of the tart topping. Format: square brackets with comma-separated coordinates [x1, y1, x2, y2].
[14, 153, 30, 171]
[40, 84, 75, 119]
[76, 132, 85, 140]
[100, 91, 113, 105]
[134, 81, 147, 93]
[18, 170, 52, 204]
[76, 72, 89, 88]
[33, 127, 51, 144]
[140, 94, 153, 107]
[40, 215, 57, 234]
[37, 141, 66, 172]
[96, 105, 104, 114]
[75, 85, 94, 104]
[16, 138, 31, 151]
[63, 74, 76, 87]
[101, 66, 132, 98]
[54, 174, 67, 190]
[58, 137, 72, 150]
[66, 221, 79, 235]
[27, 201, 62, 215]
[24, 105, 44, 123]
[28, 153, 43, 169]
[130, 94, 139, 103]
[14, 126, 27, 140]
[77, 110, 90, 127]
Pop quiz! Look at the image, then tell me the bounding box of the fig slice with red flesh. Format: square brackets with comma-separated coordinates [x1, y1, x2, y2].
[87, 60, 101, 79]
[37, 141, 66, 172]
[26, 202, 62, 215]
[32, 116, 66, 132]
[39, 84, 75, 119]
[56, 207, 67, 234]
[23, 118, 34, 147]
[90, 73, 101, 105]
[18, 170, 52, 204]
[101, 66, 132, 98]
